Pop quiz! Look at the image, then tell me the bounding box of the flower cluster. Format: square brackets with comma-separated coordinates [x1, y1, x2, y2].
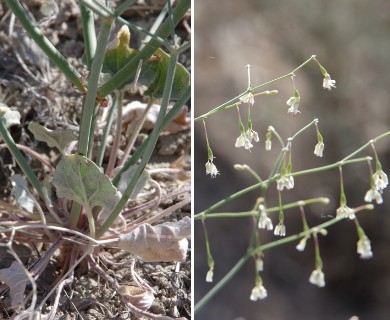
[250, 284, 268, 301]
[357, 235, 373, 259]
[205, 160, 219, 178]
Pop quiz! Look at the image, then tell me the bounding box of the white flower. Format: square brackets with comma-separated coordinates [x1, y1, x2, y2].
[206, 268, 214, 282]
[265, 139, 272, 151]
[372, 169, 388, 191]
[314, 141, 325, 157]
[258, 213, 273, 231]
[309, 268, 325, 287]
[277, 175, 294, 191]
[357, 235, 373, 259]
[205, 160, 219, 178]
[364, 187, 383, 204]
[240, 92, 255, 106]
[336, 205, 356, 220]
[246, 128, 259, 143]
[274, 223, 286, 236]
[250, 284, 267, 301]
[235, 133, 253, 150]
[286, 96, 300, 115]
[296, 237, 308, 252]
[323, 73, 336, 90]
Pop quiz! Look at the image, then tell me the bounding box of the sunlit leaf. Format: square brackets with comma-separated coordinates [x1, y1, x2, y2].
[28, 122, 77, 154]
[10, 175, 35, 213]
[0, 261, 29, 309]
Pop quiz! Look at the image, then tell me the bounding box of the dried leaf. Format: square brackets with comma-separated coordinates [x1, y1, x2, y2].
[10, 175, 35, 213]
[0, 261, 29, 309]
[118, 285, 154, 311]
[118, 217, 191, 262]
[0, 103, 21, 129]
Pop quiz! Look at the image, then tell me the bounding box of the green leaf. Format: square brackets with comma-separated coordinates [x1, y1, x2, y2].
[28, 122, 77, 154]
[0, 103, 21, 129]
[52, 154, 119, 211]
[102, 26, 189, 99]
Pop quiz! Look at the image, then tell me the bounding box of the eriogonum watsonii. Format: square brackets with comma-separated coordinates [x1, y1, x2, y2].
[364, 187, 383, 204]
[205, 160, 219, 178]
[323, 73, 336, 90]
[357, 235, 373, 259]
[314, 141, 325, 157]
[258, 205, 273, 231]
[274, 222, 286, 236]
[336, 204, 356, 220]
[309, 268, 325, 287]
[372, 169, 388, 191]
[250, 284, 267, 301]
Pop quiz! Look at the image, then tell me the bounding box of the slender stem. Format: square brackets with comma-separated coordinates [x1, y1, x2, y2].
[0, 120, 44, 200]
[77, 18, 113, 156]
[79, 3, 96, 70]
[195, 156, 372, 218]
[97, 51, 178, 238]
[117, 98, 155, 168]
[195, 55, 317, 122]
[106, 90, 124, 176]
[195, 197, 329, 220]
[96, 94, 117, 168]
[5, 0, 85, 92]
[195, 254, 251, 313]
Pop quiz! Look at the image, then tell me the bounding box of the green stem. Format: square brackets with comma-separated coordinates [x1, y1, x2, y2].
[97, 0, 190, 97]
[97, 51, 179, 238]
[195, 254, 251, 313]
[194, 197, 329, 220]
[0, 120, 44, 200]
[195, 156, 372, 218]
[79, 3, 97, 70]
[96, 94, 117, 168]
[195, 55, 317, 122]
[78, 18, 113, 156]
[5, 0, 85, 92]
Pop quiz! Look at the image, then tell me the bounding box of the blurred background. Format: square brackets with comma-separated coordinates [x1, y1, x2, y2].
[194, 1, 390, 319]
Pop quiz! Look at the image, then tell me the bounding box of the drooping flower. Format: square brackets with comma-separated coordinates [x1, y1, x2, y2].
[372, 169, 388, 191]
[296, 237, 308, 252]
[274, 222, 286, 236]
[240, 92, 255, 106]
[364, 187, 383, 204]
[250, 284, 267, 301]
[323, 73, 336, 90]
[206, 268, 214, 282]
[258, 205, 273, 231]
[309, 268, 325, 287]
[277, 175, 294, 191]
[205, 160, 219, 178]
[286, 96, 301, 115]
[357, 235, 373, 259]
[314, 141, 325, 157]
[235, 132, 253, 150]
[336, 204, 356, 220]
[246, 128, 260, 144]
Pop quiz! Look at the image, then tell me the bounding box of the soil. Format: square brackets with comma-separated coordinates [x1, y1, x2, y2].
[0, 1, 191, 319]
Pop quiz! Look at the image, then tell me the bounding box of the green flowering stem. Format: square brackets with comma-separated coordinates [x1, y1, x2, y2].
[96, 0, 190, 97]
[97, 50, 179, 238]
[312, 233, 323, 270]
[195, 253, 251, 313]
[5, 0, 85, 92]
[0, 120, 44, 200]
[342, 131, 390, 161]
[77, 18, 113, 156]
[194, 156, 372, 218]
[195, 204, 373, 313]
[194, 197, 329, 220]
[195, 55, 317, 122]
[339, 166, 347, 206]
